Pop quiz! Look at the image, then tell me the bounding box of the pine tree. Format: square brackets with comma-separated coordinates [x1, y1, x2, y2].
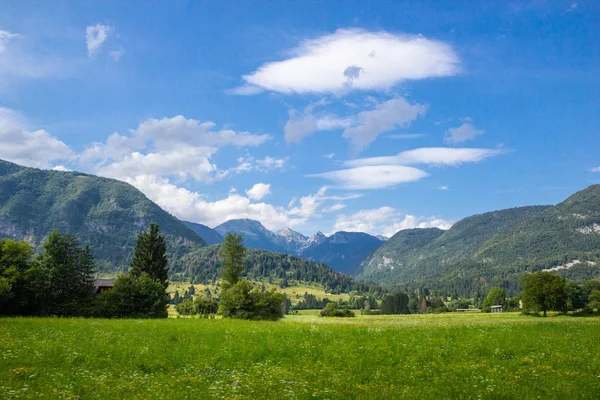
[79, 245, 96, 296]
[130, 223, 169, 289]
[220, 233, 246, 289]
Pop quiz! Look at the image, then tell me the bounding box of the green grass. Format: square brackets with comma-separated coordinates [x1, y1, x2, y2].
[1, 313, 599, 399]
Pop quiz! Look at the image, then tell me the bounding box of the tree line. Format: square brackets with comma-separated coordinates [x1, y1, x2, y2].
[0, 224, 170, 318]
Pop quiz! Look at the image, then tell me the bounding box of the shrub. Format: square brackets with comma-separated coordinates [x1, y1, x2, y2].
[320, 302, 355, 318]
[218, 280, 285, 321]
[175, 299, 196, 316]
[94, 273, 168, 318]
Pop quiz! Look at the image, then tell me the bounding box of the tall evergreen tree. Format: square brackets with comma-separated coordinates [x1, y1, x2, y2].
[130, 223, 169, 289]
[220, 233, 246, 289]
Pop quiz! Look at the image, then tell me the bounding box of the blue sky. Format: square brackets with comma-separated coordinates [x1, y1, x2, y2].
[1, 1, 598, 236]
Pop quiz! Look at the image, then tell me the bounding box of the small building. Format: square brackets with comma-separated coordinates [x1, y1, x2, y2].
[490, 305, 503, 313]
[93, 279, 115, 294]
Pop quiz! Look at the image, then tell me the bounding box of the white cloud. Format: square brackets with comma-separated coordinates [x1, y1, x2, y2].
[342, 97, 426, 151]
[121, 175, 345, 230]
[437, 185, 449, 190]
[256, 156, 287, 171]
[86, 24, 112, 58]
[332, 206, 453, 236]
[235, 29, 460, 94]
[346, 147, 504, 167]
[0, 107, 73, 168]
[52, 165, 72, 172]
[590, 167, 600, 173]
[324, 153, 335, 159]
[218, 155, 287, 179]
[284, 97, 424, 148]
[444, 123, 484, 144]
[246, 183, 271, 201]
[310, 165, 429, 190]
[81, 115, 271, 182]
[284, 109, 351, 143]
[322, 203, 346, 213]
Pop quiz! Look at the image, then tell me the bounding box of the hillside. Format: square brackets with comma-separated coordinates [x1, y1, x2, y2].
[0, 159, 206, 273]
[173, 244, 380, 295]
[358, 206, 553, 294]
[183, 221, 224, 245]
[477, 185, 600, 265]
[300, 231, 384, 275]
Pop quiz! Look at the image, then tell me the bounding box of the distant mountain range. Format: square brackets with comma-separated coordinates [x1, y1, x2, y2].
[2, 158, 600, 294]
[210, 218, 385, 275]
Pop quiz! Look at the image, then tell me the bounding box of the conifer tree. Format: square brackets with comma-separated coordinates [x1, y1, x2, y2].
[130, 223, 168, 289]
[220, 233, 246, 289]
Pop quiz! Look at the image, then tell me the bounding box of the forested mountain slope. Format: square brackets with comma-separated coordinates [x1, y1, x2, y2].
[477, 185, 600, 265]
[174, 244, 380, 294]
[0, 159, 206, 273]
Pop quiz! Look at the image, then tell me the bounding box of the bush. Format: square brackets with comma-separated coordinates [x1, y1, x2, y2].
[320, 302, 355, 318]
[218, 280, 286, 321]
[175, 299, 196, 316]
[93, 273, 168, 318]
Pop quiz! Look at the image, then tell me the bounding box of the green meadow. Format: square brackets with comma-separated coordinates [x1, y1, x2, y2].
[1, 313, 599, 399]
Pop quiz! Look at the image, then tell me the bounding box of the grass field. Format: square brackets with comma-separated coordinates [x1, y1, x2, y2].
[1, 313, 599, 399]
[167, 281, 350, 306]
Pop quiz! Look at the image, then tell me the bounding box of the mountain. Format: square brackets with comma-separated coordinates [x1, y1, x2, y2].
[477, 185, 600, 265]
[275, 227, 308, 253]
[376, 235, 390, 241]
[214, 219, 286, 253]
[358, 206, 552, 293]
[300, 231, 384, 275]
[212, 220, 383, 274]
[183, 221, 224, 245]
[173, 244, 380, 295]
[359, 186, 600, 295]
[0, 159, 206, 273]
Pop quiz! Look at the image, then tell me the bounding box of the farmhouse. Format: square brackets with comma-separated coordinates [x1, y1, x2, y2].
[490, 305, 503, 313]
[93, 279, 115, 294]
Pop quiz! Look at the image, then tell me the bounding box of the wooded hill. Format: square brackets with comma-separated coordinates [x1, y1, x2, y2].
[173, 244, 381, 295]
[0, 159, 206, 273]
[358, 186, 600, 296]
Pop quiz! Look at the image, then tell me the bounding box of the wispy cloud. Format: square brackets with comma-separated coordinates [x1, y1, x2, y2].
[331, 206, 453, 237]
[309, 165, 429, 190]
[86, 24, 112, 58]
[444, 123, 484, 144]
[346, 147, 505, 168]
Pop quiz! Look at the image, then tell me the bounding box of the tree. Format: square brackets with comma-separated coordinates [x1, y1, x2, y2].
[0, 238, 39, 315]
[218, 280, 285, 320]
[482, 287, 506, 313]
[418, 295, 428, 314]
[522, 271, 568, 317]
[220, 233, 246, 289]
[38, 231, 96, 316]
[588, 290, 600, 312]
[130, 224, 168, 289]
[320, 302, 355, 317]
[380, 292, 410, 314]
[94, 273, 168, 318]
